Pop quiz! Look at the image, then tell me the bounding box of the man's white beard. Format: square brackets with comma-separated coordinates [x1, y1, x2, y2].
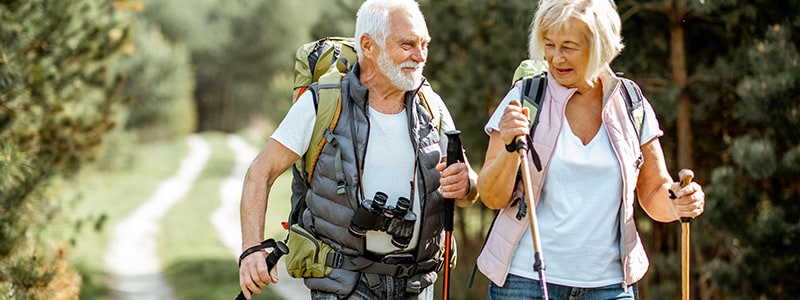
[377, 51, 424, 91]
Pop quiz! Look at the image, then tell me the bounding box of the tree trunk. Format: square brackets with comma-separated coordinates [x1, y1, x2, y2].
[668, 0, 694, 169]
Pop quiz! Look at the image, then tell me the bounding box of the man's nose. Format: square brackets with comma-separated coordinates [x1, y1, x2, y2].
[411, 46, 426, 63]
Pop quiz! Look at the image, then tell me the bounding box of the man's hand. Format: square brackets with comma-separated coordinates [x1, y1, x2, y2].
[437, 161, 470, 199]
[238, 250, 276, 299]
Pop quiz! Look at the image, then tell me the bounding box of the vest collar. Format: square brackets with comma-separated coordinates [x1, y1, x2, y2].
[345, 63, 369, 108]
[545, 71, 576, 104]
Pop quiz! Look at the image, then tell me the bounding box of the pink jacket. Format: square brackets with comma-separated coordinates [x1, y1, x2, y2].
[477, 70, 650, 289]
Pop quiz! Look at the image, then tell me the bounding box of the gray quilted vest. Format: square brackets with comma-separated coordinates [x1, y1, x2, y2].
[297, 64, 445, 295]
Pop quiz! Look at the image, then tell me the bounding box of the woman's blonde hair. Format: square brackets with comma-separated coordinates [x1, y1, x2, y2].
[529, 0, 624, 83]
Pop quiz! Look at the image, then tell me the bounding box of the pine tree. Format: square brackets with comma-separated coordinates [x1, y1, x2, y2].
[702, 23, 800, 298]
[0, 0, 126, 298]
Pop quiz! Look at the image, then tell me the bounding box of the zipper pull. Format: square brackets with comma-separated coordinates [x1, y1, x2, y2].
[634, 154, 644, 169]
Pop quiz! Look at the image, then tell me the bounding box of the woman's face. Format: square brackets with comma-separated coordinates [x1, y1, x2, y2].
[543, 20, 591, 89]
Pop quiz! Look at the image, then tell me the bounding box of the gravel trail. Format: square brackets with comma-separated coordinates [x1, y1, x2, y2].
[105, 134, 211, 300]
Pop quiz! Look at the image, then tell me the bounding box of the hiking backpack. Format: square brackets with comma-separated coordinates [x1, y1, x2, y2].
[287, 37, 443, 227]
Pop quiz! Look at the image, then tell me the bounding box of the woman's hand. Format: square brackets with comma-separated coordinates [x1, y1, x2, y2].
[670, 181, 705, 220]
[498, 100, 531, 146]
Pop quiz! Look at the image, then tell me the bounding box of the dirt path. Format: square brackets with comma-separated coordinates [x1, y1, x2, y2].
[105, 135, 211, 300]
[213, 135, 310, 300]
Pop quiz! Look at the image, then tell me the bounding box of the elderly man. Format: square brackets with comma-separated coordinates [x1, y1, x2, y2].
[237, 0, 478, 299]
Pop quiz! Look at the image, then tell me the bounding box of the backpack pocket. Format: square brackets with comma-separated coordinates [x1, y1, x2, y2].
[285, 224, 334, 278]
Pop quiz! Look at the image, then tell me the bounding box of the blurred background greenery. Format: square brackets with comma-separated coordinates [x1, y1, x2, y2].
[1, 0, 798, 299]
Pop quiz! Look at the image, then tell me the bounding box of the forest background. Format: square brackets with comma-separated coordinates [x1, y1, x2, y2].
[1, 0, 798, 299]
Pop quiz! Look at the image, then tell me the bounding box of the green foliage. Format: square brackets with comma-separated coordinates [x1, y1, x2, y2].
[702, 22, 800, 298]
[421, 0, 536, 164]
[308, 0, 360, 39]
[0, 0, 127, 297]
[729, 136, 777, 180]
[113, 19, 196, 142]
[142, 0, 312, 132]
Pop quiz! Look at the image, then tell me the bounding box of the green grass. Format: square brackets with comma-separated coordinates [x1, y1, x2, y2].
[46, 137, 189, 299]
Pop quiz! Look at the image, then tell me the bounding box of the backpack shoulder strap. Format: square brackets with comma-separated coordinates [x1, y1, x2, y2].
[519, 73, 546, 121]
[618, 77, 645, 142]
[298, 68, 344, 183]
[511, 59, 548, 131]
[417, 83, 442, 133]
[518, 72, 546, 172]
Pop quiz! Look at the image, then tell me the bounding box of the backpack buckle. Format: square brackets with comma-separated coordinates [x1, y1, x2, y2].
[395, 263, 417, 278]
[326, 251, 344, 268]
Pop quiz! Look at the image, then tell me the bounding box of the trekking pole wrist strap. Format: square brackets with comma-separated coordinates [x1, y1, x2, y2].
[505, 138, 526, 153]
[238, 238, 278, 267]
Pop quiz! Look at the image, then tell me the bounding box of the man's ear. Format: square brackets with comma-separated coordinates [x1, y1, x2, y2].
[360, 34, 377, 59]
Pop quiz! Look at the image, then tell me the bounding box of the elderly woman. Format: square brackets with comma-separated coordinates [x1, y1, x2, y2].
[475, 0, 705, 299]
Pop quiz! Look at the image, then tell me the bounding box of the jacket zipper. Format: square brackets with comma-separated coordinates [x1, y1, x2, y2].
[291, 226, 321, 264]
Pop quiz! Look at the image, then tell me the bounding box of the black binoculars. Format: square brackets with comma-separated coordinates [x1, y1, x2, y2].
[349, 191, 417, 248]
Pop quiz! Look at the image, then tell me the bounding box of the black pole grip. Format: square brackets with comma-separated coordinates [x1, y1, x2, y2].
[265, 241, 289, 270]
[444, 130, 464, 232]
[235, 241, 290, 300]
[445, 130, 464, 166]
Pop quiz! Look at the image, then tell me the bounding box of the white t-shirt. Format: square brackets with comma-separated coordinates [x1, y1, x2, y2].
[272, 90, 455, 253]
[484, 81, 663, 287]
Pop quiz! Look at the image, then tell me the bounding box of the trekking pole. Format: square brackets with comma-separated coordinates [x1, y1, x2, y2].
[512, 136, 549, 299]
[442, 130, 464, 300]
[235, 240, 289, 300]
[669, 169, 694, 300]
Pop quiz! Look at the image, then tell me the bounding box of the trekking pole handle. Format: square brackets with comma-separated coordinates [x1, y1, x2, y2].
[235, 241, 290, 300]
[671, 169, 695, 223]
[444, 130, 464, 232]
[445, 130, 464, 166]
[265, 241, 289, 270]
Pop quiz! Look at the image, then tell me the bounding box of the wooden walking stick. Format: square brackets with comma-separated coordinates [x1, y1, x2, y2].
[512, 136, 549, 299]
[671, 169, 694, 300]
[443, 130, 464, 300]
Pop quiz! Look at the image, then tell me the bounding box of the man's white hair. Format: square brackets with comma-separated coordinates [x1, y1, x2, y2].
[354, 0, 424, 60]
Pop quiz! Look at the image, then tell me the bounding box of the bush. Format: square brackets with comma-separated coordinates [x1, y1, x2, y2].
[0, 0, 127, 297]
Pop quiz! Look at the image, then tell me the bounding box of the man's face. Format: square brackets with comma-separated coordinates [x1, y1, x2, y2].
[377, 10, 430, 91]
